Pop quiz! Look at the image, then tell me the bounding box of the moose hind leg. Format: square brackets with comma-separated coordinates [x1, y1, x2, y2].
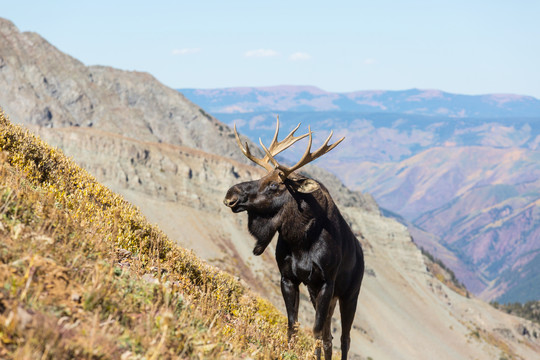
[339, 293, 359, 360]
[312, 282, 336, 360]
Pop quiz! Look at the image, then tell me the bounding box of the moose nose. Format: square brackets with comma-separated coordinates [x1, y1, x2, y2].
[223, 195, 239, 208]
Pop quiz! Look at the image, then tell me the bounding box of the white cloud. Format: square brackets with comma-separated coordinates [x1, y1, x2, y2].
[244, 49, 279, 58]
[172, 48, 201, 55]
[363, 58, 376, 65]
[289, 52, 312, 61]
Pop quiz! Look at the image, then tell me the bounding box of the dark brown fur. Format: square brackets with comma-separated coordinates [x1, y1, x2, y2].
[224, 170, 364, 360]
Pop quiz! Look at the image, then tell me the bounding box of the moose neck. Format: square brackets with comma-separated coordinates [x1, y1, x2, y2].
[279, 193, 323, 247]
[248, 211, 280, 255]
[256, 193, 325, 248]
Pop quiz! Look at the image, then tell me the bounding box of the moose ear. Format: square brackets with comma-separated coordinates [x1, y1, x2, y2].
[290, 178, 320, 193]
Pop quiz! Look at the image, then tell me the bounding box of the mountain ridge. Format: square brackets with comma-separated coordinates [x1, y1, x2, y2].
[180, 85, 540, 118]
[0, 17, 250, 164]
[0, 111, 318, 359]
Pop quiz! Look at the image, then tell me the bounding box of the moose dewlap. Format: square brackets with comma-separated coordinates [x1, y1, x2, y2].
[224, 117, 364, 360]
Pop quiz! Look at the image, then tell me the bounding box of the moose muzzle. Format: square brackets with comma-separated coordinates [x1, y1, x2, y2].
[223, 186, 246, 213]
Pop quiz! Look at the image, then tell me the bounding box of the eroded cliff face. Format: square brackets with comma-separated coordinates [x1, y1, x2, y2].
[2, 17, 540, 360]
[0, 18, 244, 162]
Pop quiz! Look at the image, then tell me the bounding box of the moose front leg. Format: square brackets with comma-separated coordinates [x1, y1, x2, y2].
[312, 281, 335, 360]
[281, 277, 300, 340]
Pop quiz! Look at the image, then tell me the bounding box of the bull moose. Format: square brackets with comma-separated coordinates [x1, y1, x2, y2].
[223, 118, 364, 360]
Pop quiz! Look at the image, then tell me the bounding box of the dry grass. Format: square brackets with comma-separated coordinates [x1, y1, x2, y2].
[0, 110, 315, 359]
[466, 325, 519, 360]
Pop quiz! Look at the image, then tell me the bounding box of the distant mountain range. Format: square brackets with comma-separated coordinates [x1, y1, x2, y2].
[179, 86, 540, 303]
[181, 86, 540, 118]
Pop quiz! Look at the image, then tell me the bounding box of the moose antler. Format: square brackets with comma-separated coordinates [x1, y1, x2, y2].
[234, 116, 309, 172]
[260, 126, 344, 180]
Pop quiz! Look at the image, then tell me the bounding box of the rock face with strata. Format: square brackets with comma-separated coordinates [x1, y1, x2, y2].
[1, 17, 540, 360]
[1, 18, 243, 163]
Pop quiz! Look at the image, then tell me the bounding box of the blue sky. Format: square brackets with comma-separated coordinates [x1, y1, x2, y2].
[2, 0, 540, 98]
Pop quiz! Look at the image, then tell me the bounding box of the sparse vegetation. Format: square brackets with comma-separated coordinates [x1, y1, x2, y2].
[466, 325, 517, 360]
[490, 300, 540, 326]
[0, 110, 315, 359]
[420, 247, 469, 297]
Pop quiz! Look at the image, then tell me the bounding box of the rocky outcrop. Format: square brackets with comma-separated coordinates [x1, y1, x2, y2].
[0, 18, 244, 164]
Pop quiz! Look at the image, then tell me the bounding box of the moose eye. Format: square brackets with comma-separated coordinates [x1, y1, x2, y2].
[268, 182, 279, 191]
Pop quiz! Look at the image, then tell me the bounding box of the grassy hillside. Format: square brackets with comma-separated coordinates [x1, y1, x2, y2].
[0, 110, 314, 359]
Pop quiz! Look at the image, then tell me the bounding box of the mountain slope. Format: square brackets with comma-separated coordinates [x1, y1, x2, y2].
[0, 112, 313, 359]
[27, 115, 540, 360]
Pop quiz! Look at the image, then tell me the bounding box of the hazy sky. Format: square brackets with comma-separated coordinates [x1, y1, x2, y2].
[2, 0, 540, 98]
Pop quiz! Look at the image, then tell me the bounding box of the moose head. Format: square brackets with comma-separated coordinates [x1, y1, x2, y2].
[224, 117, 344, 255]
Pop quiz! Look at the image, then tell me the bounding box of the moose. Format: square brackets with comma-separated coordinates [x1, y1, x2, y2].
[223, 118, 364, 360]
